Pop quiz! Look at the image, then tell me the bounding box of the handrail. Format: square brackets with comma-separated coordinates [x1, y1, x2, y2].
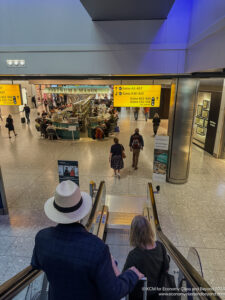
[0, 266, 41, 300]
[0, 181, 105, 300]
[148, 182, 221, 300]
[86, 181, 105, 231]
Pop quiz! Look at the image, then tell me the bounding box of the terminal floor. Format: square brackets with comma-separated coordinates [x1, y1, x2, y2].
[0, 107, 225, 293]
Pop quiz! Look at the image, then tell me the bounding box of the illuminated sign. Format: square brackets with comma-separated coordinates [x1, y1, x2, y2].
[44, 86, 110, 94]
[113, 85, 161, 107]
[0, 85, 22, 106]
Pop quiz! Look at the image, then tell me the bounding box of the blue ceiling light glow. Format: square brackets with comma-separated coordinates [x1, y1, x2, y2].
[137, 0, 193, 74]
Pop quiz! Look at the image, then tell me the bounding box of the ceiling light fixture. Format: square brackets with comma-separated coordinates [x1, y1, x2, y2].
[6, 59, 26, 67]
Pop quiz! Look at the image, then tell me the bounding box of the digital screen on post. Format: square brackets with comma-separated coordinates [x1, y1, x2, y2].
[58, 160, 79, 186]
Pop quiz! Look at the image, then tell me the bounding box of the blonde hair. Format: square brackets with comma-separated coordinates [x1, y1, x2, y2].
[154, 113, 159, 118]
[130, 215, 155, 248]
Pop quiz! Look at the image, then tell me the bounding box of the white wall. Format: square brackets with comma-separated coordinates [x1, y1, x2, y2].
[0, 0, 192, 75]
[185, 0, 225, 72]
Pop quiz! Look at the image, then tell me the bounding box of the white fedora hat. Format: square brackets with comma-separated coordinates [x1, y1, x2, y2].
[44, 180, 92, 224]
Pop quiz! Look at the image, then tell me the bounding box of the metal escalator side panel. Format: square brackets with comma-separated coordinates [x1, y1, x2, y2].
[86, 181, 105, 231]
[147, 182, 221, 300]
[97, 205, 108, 240]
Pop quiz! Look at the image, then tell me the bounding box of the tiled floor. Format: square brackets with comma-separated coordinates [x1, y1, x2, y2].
[0, 107, 225, 294]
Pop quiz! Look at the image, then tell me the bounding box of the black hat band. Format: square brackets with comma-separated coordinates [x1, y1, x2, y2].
[53, 197, 83, 213]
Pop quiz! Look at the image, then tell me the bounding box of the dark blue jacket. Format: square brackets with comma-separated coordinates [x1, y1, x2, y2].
[31, 223, 138, 300]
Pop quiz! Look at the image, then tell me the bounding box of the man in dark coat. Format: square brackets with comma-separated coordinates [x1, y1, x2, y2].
[129, 128, 144, 170]
[23, 104, 31, 124]
[31, 180, 143, 300]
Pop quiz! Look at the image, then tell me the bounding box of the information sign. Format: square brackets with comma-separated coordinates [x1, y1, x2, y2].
[0, 85, 22, 106]
[58, 160, 79, 186]
[113, 85, 161, 107]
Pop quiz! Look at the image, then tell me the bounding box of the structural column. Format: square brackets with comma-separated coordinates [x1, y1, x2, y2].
[167, 78, 199, 184]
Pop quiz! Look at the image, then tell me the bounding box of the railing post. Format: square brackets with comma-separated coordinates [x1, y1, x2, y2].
[39, 274, 48, 300]
[141, 277, 148, 300]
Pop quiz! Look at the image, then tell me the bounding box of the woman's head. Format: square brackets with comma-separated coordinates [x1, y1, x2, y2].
[154, 113, 159, 118]
[114, 137, 119, 144]
[130, 215, 155, 248]
[8, 114, 12, 118]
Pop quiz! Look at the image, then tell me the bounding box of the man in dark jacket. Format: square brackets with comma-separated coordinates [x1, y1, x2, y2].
[31, 180, 143, 300]
[129, 128, 144, 170]
[32, 96, 37, 108]
[23, 104, 31, 124]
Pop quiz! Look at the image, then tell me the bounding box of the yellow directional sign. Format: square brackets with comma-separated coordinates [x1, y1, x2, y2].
[113, 85, 161, 107]
[0, 85, 22, 105]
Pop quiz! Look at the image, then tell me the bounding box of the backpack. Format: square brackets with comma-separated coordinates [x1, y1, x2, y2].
[132, 134, 141, 149]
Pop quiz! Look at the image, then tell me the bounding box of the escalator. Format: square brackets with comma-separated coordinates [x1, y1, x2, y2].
[0, 181, 221, 300]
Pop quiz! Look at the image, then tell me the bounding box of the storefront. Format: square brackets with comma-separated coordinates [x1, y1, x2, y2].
[193, 79, 225, 158]
[35, 85, 116, 140]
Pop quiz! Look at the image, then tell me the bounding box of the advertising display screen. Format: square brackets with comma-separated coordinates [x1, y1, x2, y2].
[58, 160, 79, 186]
[0, 85, 22, 106]
[113, 85, 161, 107]
[153, 136, 169, 182]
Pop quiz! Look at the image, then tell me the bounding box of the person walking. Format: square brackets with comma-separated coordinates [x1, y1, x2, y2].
[123, 215, 170, 300]
[109, 137, 125, 178]
[133, 107, 140, 121]
[31, 180, 143, 300]
[129, 128, 144, 170]
[152, 113, 160, 136]
[6, 114, 17, 138]
[23, 104, 31, 124]
[32, 96, 37, 108]
[144, 107, 150, 122]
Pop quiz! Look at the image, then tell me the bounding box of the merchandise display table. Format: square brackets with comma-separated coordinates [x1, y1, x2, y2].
[53, 121, 80, 140]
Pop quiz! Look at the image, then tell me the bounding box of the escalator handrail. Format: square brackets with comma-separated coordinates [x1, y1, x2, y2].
[148, 182, 221, 300]
[86, 181, 105, 231]
[0, 181, 105, 300]
[0, 266, 41, 300]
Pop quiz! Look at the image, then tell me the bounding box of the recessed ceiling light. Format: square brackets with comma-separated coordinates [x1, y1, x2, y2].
[6, 60, 13, 66]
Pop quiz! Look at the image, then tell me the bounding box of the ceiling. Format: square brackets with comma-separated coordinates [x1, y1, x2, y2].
[80, 0, 175, 21]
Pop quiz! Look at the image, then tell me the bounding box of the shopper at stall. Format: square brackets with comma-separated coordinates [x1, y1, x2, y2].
[46, 123, 58, 140]
[93, 106, 98, 116]
[31, 180, 143, 300]
[35, 113, 43, 132]
[6, 114, 17, 138]
[123, 215, 169, 300]
[41, 110, 48, 118]
[40, 118, 49, 138]
[152, 113, 160, 136]
[129, 128, 144, 170]
[109, 137, 125, 178]
[23, 104, 31, 124]
[95, 126, 104, 140]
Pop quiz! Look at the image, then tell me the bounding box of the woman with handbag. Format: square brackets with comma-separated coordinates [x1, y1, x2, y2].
[123, 215, 170, 300]
[6, 114, 17, 139]
[109, 137, 125, 178]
